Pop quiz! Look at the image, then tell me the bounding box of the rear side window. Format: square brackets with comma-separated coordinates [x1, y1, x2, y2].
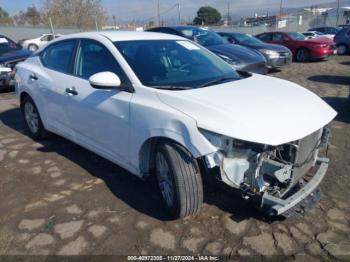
[41, 41, 75, 73]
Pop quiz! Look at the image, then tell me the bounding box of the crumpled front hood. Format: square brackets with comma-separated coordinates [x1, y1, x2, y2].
[156, 74, 337, 146]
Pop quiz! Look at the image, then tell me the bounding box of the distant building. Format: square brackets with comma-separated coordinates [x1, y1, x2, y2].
[323, 6, 350, 24]
[303, 7, 331, 15]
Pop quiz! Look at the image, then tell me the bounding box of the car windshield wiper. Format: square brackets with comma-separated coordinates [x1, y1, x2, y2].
[199, 76, 237, 88]
[152, 85, 192, 90]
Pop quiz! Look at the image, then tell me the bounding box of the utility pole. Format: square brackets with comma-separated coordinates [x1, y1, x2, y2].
[177, 2, 181, 25]
[157, 0, 161, 26]
[336, 0, 340, 26]
[227, 1, 230, 26]
[279, 0, 283, 18]
[113, 15, 117, 29]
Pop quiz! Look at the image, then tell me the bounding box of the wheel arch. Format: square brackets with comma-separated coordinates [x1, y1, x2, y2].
[138, 136, 203, 177]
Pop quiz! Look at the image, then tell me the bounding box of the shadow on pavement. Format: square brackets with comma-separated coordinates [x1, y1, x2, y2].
[308, 75, 350, 85]
[323, 96, 350, 124]
[0, 107, 282, 223]
[340, 61, 350, 66]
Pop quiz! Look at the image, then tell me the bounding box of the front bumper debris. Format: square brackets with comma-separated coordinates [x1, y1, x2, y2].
[261, 157, 328, 216]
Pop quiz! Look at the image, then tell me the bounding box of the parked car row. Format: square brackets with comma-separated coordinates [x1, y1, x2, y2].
[1, 26, 349, 91]
[148, 26, 341, 68]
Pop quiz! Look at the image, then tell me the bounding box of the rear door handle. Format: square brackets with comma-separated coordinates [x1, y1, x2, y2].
[29, 73, 38, 81]
[65, 87, 78, 96]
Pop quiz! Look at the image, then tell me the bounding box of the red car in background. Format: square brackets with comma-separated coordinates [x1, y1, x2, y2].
[255, 31, 337, 62]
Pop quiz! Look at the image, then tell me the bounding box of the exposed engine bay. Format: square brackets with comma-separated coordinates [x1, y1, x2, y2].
[202, 127, 331, 216]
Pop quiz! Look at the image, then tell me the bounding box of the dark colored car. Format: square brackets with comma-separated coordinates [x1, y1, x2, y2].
[218, 32, 292, 69]
[308, 26, 342, 35]
[334, 27, 350, 55]
[255, 31, 336, 62]
[0, 35, 31, 89]
[147, 26, 268, 74]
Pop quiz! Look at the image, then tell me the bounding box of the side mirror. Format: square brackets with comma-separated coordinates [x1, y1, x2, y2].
[89, 72, 121, 89]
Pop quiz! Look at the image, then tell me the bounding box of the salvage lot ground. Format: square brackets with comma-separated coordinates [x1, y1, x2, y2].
[0, 56, 350, 259]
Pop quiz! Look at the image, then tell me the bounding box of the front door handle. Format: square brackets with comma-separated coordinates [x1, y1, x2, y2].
[65, 87, 78, 96]
[29, 73, 38, 81]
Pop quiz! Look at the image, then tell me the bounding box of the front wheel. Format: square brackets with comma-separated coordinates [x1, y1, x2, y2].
[155, 141, 203, 219]
[296, 48, 311, 62]
[337, 44, 348, 55]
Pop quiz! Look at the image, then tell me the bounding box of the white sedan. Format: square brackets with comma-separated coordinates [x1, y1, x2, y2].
[20, 34, 62, 52]
[302, 31, 334, 40]
[15, 31, 336, 219]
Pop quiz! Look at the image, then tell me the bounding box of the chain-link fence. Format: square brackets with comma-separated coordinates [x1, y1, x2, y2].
[3, 7, 350, 42]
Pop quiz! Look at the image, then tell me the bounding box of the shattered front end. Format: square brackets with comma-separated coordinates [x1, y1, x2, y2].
[201, 127, 331, 217]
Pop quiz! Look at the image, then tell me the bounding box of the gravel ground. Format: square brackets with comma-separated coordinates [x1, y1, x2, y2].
[0, 55, 349, 260]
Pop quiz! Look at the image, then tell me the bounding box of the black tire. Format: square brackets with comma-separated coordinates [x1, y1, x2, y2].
[21, 95, 48, 140]
[337, 44, 348, 55]
[28, 44, 39, 52]
[154, 141, 203, 219]
[296, 48, 311, 62]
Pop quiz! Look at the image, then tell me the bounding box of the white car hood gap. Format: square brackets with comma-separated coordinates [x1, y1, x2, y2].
[157, 74, 337, 146]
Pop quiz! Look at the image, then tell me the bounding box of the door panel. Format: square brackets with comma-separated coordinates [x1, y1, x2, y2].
[38, 40, 76, 136]
[64, 75, 132, 162]
[63, 39, 132, 163]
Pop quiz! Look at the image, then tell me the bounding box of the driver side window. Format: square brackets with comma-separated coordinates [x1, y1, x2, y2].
[74, 40, 129, 85]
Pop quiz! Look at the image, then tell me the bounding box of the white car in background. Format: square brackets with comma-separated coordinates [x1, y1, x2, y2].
[15, 31, 336, 219]
[20, 34, 62, 52]
[302, 31, 334, 40]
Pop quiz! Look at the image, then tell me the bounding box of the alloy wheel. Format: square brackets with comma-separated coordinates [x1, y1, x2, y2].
[24, 102, 39, 134]
[155, 151, 174, 207]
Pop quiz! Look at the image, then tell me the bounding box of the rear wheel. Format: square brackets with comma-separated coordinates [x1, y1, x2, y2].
[21, 96, 48, 140]
[155, 141, 203, 219]
[296, 48, 311, 62]
[337, 44, 348, 55]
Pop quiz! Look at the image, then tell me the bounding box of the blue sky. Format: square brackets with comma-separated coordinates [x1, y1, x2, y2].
[0, 0, 346, 22]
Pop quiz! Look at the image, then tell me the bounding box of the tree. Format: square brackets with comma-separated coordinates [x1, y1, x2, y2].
[193, 6, 222, 25]
[0, 7, 13, 24]
[13, 6, 42, 26]
[42, 0, 108, 29]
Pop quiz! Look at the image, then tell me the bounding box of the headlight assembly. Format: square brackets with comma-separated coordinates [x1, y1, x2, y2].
[199, 128, 269, 156]
[218, 54, 239, 66]
[260, 49, 280, 59]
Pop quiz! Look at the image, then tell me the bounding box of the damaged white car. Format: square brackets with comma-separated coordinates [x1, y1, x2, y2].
[15, 32, 337, 219]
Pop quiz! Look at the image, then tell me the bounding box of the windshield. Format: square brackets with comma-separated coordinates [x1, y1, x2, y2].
[288, 32, 306, 40]
[231, 33, 263, 44]
[115, 40, 239, 88]
[314, 31, 324, 35]
[178, 28, 225, 46]
[0, 37, 20, 55]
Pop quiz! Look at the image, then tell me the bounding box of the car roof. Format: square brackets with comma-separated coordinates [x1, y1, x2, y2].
[55, 31, 185, 42]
